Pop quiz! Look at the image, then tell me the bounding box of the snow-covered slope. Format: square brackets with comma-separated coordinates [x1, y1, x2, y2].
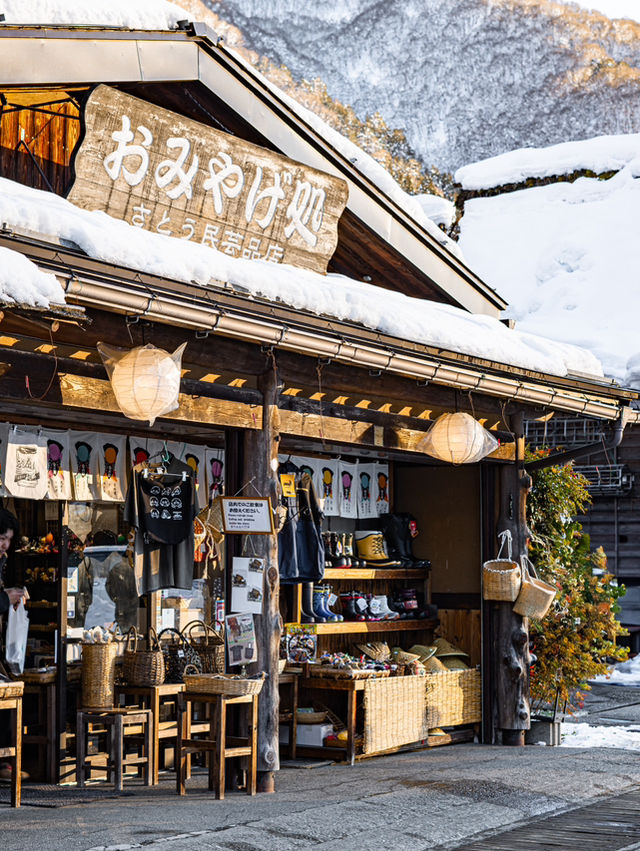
[208, 0, 640, 173]
[457, 141, 640, 380]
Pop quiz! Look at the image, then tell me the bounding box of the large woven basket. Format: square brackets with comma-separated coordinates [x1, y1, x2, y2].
[158, 627, 202, 683]
[183, 671, 265, 696]
[81, 642, 118, 709]
[425, 668, 481, 728]
[184, 620, 225, 674]
[122, 627, 165, 687]
[513, 560, 556, 619]
[483, 559, 521, 601]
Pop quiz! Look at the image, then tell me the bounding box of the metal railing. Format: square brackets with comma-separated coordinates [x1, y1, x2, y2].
[573, 464, 634, 496]
[525, 417, 605, 448]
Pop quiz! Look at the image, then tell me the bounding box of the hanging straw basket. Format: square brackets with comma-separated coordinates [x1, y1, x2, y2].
[513, 558, 556, 620]
[122, 627, 165, 687]
[81, 642, 118, 709]
[184, 620, 225, 674]
[483, 529, 521, 601]
[183, 669, 265, 696]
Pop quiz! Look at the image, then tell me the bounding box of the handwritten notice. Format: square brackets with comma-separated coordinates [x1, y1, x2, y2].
[220, 497, 274, 534]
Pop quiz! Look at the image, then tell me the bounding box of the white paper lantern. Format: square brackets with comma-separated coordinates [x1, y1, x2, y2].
[98, 342, 187, 426]
[418, 412, 499, 464]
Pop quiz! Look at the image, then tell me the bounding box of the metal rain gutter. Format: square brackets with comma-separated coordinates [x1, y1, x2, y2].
[63, 275, 625, 422]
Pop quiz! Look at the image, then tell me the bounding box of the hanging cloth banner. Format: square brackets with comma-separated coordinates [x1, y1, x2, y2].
[291, 456, 321, 494]
[4, 427, 48, 500]
[43, 429, 73, 500]
[179, 444, 207, 510]
[338, 460, 358, 519]
[205, 448, 225, 502]
[129, 437, 164, 468]
[375, 463, 390, 516]
[70, 431, 100, 502]
[0, 422, 9, 498]
[357, 462, 377, 519]
[318, 458, 339, 516]
[97, 433, 127, 502]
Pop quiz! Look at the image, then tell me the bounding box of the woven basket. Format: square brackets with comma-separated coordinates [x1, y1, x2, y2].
[122, 627, 165, 687]
[159, 627, 202, 683]
[81, 642, 118, 709]
[313, 666, 390, 680]
[425, 668, 481, 728]
[0, 680, 24, 698]
[183, 671, 265, 696]
[296, 709, 328, 724]
[483, 559, 521, 601]
[20, 669, 56, 684]
[513, 560, 556, 619]
[184, 620, 225, 674]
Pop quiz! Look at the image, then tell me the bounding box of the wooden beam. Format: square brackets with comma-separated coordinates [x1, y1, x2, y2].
[58, 374, 262, 430]
[244, 367, 281, 789]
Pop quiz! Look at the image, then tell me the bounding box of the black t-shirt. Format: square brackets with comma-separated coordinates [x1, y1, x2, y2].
[138, 474, 193, 545]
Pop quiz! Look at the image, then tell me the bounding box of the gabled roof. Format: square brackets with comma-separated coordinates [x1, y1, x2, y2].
[0, 22, 506, 316]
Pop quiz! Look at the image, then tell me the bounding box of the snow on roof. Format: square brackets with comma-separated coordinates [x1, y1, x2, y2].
[457, 163, 640, 381]
[0, 176, 602, 380]
[455, 134, 640, 191]
[0, 0, 183, 29]
[222, 46, 462, 258]
[415, 194, 456, 229]
[0, 245, 66, 307]
[565, 0, 640, 23]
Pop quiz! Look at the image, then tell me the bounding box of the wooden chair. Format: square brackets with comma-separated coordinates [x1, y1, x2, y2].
[176, 691, 258, 800]
[0, 682, 23, 808]
[76, 707, 153, 791]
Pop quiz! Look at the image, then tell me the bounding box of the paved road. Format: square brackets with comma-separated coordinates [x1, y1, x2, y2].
[4, 740, 640, 851]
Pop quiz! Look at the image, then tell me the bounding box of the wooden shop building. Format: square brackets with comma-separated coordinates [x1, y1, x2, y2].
[0, 18, 636, 792]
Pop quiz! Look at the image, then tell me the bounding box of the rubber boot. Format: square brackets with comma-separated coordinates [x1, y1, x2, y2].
[369, 594, 400, 620]
[300, 582, 317, 623]
[312, 587, 328, 623]
[340, 593, 365, 621]
[324, 586, 343, 621]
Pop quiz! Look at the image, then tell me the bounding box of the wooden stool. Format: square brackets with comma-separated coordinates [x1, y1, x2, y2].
[22, 679, 56, 784]
[76, 708, 153, 791]
[176, 691, 258, 799]
[0, 683, 23, 808]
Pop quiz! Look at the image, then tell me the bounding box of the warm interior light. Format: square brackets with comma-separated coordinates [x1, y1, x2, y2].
[418, 412, 499, 464]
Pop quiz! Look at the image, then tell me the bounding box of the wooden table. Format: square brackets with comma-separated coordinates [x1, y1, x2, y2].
[76, 708, 153, 791]
[278, 672, 299, 760]
[0, 684, 23, 807]
[176, 690, 258, 799]
[300, 676, 365, 765]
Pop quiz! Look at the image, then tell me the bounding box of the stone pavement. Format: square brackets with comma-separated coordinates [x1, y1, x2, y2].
[4, 738, 640, 851]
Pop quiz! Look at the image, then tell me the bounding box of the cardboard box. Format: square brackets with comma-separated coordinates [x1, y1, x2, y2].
[295, 723, 334, 748]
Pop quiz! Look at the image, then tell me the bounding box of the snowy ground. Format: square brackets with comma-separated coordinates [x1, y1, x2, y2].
[561, 721, 640, 750]
[592, 653, 640, 686]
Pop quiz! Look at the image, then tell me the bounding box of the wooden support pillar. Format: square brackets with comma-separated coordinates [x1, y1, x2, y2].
[244, 364, 282, 790]
[494, 411, 532, 745]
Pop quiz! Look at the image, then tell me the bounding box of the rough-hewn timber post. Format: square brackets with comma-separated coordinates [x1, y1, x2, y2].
[244, 363, 282, 791]
[495, 411, 532, 745]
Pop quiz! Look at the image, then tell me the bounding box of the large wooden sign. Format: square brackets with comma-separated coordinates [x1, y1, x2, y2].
[68, 86, 349, 274]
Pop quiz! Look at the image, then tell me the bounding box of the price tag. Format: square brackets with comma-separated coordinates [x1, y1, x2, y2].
[355, 597, 368, 612]
[177, 649, 185, 658]
[328, 593, 338, 606]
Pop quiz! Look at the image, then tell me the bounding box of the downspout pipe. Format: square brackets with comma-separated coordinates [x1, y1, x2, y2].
[526, 407, 632, 471]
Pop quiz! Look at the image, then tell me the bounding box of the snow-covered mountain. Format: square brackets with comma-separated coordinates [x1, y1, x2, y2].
[208, 0, 640, 173]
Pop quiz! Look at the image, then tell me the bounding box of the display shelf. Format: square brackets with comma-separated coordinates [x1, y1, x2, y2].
[324, 568, 427, 580]
[29, 624, 57, 632]
[25, 601, 57, 609]
[287, 619, 437, 635]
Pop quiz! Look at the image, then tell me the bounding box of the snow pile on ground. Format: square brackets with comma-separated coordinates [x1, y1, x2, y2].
[561, 722, 640, 750]
[224, 47, 461, 257]
[592, 654, 640, 686]
[0, 246, 66, 307]
[455, 134, 640, 191]
[0, 176, 602, 378]
[0, 0, 184, 29]
[458, 161, 640, 379]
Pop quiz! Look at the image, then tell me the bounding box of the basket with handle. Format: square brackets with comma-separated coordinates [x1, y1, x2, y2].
[183, 668, 265, 696]
[183, 620, 225, 674]
[158, 627, 202, 683]
[513, 556, 557, 619]
[483, 530, 522, 602]
[81, 642, 118, 709]
[122, 627, 166, 687]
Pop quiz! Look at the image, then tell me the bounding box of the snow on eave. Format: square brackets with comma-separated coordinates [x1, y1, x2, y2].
[0, 0, 185, 31]
[0, 176, 604, 383]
